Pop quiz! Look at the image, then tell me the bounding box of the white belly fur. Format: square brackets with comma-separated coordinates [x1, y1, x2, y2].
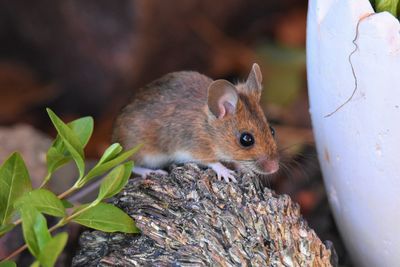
[142, 151, 194, 168]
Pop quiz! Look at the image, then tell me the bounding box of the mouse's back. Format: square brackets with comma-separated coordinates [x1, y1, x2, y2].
[119, 71, 211, 120]
[112, 71, 213, 166]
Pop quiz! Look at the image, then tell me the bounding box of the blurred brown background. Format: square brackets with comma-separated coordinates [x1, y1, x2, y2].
[0, 1, 351, 266]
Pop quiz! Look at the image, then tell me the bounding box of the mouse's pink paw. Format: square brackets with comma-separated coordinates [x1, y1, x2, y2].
[208, 162, 237, 183]
[133, 166, 168, 178]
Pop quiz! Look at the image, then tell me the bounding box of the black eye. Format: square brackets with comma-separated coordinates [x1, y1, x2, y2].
[269, 126, 275, 137]
[239, 132, 255, 147]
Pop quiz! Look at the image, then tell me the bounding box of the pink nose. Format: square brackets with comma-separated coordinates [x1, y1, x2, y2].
[258, 158, 279, 174]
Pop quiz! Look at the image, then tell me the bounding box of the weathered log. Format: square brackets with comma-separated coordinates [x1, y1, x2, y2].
[72, 163, 337, 266]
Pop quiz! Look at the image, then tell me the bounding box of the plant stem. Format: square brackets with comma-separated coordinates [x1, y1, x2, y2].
[8, 185, 79, 230]
[64, 202, 97, 222]
[1, 221, 60, 262]
[1, 200, 95, 263]
[39, 172, 52, 188]
[57, 185, 78, 199]
[1, 215, 68, 262]
[2, 244, 28, 262]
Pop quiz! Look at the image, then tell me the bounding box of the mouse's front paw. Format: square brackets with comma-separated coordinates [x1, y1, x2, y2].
[208, 162, 237, 183]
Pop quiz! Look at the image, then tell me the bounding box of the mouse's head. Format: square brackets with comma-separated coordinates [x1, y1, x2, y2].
[207, 63, 279, 175]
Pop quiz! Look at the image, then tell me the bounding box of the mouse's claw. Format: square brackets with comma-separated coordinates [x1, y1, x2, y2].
[208, 162, 237, 183]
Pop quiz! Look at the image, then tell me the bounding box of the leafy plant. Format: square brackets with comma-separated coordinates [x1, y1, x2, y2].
[370, 0, 400, 17]
[0, 108, 140, 266]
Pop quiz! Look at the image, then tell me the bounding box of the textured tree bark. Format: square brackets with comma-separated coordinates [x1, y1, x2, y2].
[73, 164, 337, 266]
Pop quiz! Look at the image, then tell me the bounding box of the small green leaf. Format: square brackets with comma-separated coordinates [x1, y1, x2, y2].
[0, 223, 15, 237]
[97, 162, 133, 201]
[61, 199, 74, 209]
[38, 232, 68, 267]
[0, 260, 16, 267]
[46, 108, 85, 178]
[30, 261, 40, 267]
[15, 189, 66, 217]
[20, 207, 51, 258]
[67, 117, 94, 148]
[374, 0, 399, 16]
[45, 116, 93, 184]
[46, 146, 70, 176]
[97, 143, 123, 165]
[72, 203, 139, 233]
[0, 153, 32, 226]
[76, 145, 139, 187]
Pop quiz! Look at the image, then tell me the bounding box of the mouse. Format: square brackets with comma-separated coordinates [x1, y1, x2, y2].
[112, 63, 279, 182]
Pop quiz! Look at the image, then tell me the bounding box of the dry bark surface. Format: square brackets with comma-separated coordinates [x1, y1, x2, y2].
[72, 164, 336, 266]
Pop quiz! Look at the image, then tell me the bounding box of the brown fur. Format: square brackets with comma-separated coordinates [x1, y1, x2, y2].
[112, 65, 278, 173]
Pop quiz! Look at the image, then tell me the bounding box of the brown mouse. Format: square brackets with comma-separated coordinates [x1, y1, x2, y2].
[112, 63, 279, 182]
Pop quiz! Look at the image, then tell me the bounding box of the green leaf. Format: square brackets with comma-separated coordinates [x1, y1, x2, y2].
[72, 203, 139, 233]
[15, 189, 66, 217]
[50, 115, 93, 152]
[97, 162, 133, 201]
[30, 261, 40, 267]
[46, 146, 70, 176]
[0, 260, 16, 267]
[97, 143, 123, 165]
[20, 207, 51, 258]
[67, 116, 94, 148]
[374, 0, 399, 16]
[0, 153, 32, 226]
[46, 108, 85, 179]
[45, 116, 93, 183]
[0, 223, 15, 237]
[38, 232, 68, 267]
[76, 145, 140, 187]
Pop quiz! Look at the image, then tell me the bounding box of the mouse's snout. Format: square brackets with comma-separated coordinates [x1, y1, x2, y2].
[256, 156, 279, 174]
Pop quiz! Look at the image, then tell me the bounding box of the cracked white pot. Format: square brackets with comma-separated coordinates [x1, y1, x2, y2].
[307, 0, 400, 266]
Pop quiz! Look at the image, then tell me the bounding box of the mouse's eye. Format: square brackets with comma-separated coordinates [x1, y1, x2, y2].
[269, 126, 275, 137]
[239, 132, 255, 147]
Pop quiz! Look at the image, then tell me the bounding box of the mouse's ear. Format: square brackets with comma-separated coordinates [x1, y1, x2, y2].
[245, 63, 263, 93]
[207, 79, 238, 119]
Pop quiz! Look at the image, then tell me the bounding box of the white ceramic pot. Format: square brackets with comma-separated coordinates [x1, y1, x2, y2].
[307, 0, 400, 266]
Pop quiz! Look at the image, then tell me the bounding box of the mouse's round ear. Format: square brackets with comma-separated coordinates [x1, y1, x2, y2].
[245, 63, 263, 94]
[207, 79, 238, 119]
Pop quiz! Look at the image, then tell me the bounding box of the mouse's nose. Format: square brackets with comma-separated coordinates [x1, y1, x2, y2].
[257, 157, 279, 174]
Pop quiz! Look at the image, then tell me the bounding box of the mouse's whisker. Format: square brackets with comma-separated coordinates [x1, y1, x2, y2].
[277, 161, 296, 180]
[278, 141, 315, 154]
